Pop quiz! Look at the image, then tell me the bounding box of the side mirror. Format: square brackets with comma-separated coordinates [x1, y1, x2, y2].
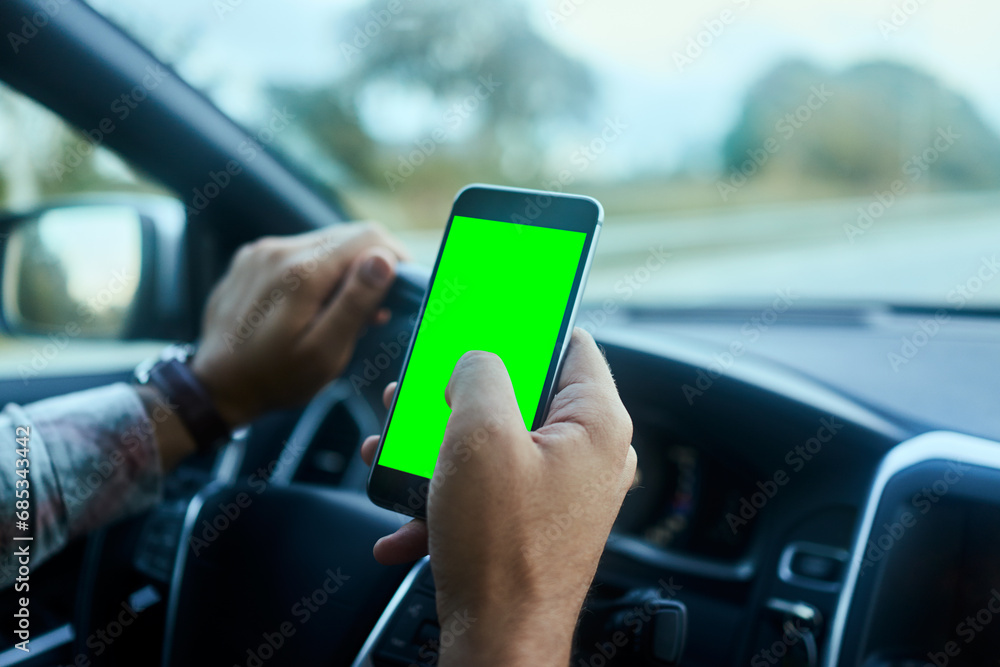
[0, 196, 197, 340]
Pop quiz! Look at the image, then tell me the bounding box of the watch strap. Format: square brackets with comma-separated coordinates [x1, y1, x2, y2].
[146, 358, 231, 452]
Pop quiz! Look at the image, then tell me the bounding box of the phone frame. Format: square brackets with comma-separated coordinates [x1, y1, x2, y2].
[366, 184, 603, 518]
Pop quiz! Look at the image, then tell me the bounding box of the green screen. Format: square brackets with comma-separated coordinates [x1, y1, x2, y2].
[377, 215, 587, 479]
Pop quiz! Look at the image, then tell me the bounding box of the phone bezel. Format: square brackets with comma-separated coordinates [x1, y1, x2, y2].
[367, 184, 603, 518]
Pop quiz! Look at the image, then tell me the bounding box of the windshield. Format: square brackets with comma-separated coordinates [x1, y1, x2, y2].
[85, 0, 1000, 309]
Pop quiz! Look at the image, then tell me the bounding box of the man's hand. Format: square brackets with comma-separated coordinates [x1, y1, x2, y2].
[361, 329, 636, 666]
[192, 223, 408, 427]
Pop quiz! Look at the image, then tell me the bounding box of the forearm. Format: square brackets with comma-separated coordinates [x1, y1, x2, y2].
[440, 634, 574, 667]
[0, 383, 164, 588]
[133, 385, 197, 471]
[437, 597, 582, 667]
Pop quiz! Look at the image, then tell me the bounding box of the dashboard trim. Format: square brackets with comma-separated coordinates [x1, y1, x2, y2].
[607, 533, 756, 582]
[595, 327, 909, 442]
[349, 556, 430, 667]
[825, 430, 1000, 667]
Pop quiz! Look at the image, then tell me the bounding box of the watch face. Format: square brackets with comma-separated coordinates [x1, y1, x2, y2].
[161, 343, 196, 363]
[132, 357, 158, 385]
[133, 344, 194, 384]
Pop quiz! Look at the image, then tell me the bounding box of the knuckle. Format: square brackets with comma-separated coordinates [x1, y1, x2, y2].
[617, 405, 634, 445]
[340, 283, 379, 318]
[244, 236, 287, 262]
[357, 221, 391, 244]
[457, 349, 501, 369]
[357, 220, 386, 234]
[281, 257, 315, 282]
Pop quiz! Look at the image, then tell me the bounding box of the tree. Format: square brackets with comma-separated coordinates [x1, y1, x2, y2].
[272, 0, 596, 192]
[722, 59, 1000, 194]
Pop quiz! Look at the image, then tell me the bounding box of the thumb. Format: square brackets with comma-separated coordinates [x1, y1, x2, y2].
[440, 351, 526, 461]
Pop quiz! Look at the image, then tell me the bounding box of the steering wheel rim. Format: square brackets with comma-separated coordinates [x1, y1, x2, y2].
[158, 267, 430, 666]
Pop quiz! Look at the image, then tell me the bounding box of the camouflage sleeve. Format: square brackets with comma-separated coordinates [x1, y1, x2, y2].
[0, 383, 162, 589]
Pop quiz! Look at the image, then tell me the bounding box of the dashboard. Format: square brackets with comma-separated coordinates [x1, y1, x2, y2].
[615, 422, 759, 562]
[271, 302, 1000, 666]
[10, 298, 999, 667]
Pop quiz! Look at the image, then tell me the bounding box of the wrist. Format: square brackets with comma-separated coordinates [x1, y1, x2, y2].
[134, 345, 234, 450]
[135, 384, 197, 470]
[436, 600, 579, 667]
[188, 355, 252, 428]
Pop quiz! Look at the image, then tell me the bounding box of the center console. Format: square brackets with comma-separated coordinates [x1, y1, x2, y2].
[827, 431, 1000, 666]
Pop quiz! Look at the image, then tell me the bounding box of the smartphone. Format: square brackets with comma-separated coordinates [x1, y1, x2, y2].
[366, 184, 603, 518]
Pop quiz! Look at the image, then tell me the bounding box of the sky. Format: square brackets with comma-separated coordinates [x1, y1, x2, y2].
[84, 0, 1000, 180]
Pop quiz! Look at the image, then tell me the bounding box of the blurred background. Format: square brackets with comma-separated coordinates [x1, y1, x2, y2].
[2, 0, 999, 310]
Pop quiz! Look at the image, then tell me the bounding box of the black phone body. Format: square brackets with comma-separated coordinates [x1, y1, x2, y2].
[367, 184, 603, 518]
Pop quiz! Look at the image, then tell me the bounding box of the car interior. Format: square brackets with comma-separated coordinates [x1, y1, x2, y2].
[1, 1, 999, 666]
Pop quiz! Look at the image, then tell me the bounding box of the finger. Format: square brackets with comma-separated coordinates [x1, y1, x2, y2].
[345, 222, 410, 261]
[440, 351, 527, 465]
[360, 435, 379, 466]
[305, 246, 397, 355]
[373, 519, 429, 565]
[621, 444, 639, 495]
[299, 222, 411, 264]
[556, 328, 618, 395]
[382, 382, 397, 410]
[282, 226, 408, 305]
[371, 307, 392, 326]
[540, 328, 632, 450]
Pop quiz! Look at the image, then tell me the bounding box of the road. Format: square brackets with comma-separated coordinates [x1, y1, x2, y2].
[1, 191, 997, 381]
[397, 190, 1000, 309]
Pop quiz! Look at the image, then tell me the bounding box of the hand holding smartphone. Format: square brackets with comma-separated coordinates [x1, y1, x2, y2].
[367, 184, 602, 518]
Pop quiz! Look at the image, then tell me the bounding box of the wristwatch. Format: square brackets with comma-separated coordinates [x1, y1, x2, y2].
[133, 344, 232, 453]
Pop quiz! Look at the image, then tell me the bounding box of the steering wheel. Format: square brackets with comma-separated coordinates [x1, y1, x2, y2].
[73, 265, 688, 666]
[156, 265, 431, 667]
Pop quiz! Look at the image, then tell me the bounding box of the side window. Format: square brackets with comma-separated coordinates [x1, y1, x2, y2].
[0, 83, 168, 380]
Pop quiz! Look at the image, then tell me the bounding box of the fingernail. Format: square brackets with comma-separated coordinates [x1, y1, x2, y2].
[362, 253, 392, 287]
